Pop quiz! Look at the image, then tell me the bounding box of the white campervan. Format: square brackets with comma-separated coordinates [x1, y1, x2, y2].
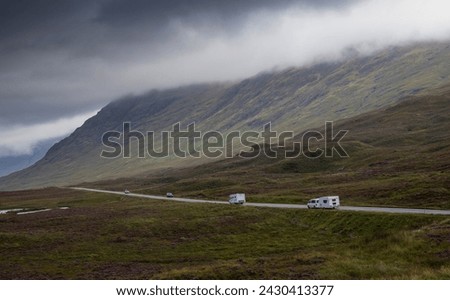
[229, 193, 246, 204]
[307, 196, 340, 209]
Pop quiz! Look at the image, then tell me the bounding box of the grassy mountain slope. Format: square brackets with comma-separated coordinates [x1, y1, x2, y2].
[87, 85, 450, 209]
[1, 42, 449, 190]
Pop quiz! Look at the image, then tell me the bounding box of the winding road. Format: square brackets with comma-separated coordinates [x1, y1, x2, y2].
[70, 187, 450, 215]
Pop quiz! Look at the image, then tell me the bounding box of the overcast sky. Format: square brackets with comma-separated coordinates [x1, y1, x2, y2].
[1, 0, 450, 157]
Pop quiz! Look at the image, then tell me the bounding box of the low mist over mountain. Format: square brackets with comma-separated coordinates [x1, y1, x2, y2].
[0, 42, 449, 190]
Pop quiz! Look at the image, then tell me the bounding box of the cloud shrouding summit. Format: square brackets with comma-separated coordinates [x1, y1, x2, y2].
[0, 0, 450, 157]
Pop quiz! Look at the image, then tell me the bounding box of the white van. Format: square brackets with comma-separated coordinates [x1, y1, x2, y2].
[307, 196, 340, 209]
[229, 193, 246, 204]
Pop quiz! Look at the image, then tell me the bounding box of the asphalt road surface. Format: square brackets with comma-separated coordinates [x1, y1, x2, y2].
[70, 187, 450, 215]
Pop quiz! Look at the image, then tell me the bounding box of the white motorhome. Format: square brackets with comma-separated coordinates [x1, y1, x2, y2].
[307, 196, 340, 209]
[229, 193, 246, 204]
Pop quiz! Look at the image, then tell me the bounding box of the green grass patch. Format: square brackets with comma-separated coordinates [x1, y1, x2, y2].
[0, 189, 449, 279]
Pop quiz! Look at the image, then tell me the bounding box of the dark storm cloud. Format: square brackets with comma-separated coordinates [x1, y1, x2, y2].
[0, 1, 92, 53]
[0, 0, 359, 129]
[0, 0, 358, 127]
[95, 0, 355, 33]
[0, 0, 101, 126]
[0, 0, 355, 60]
[95, 0, 358, 53]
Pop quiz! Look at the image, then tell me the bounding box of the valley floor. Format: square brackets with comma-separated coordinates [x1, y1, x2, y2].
[0, 188, 449, 279]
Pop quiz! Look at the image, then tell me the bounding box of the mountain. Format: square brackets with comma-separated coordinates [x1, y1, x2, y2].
[0, 42, 449, 191]
[85, 84, 450, 209]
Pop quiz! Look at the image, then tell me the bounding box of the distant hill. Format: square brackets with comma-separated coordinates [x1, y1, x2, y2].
[1, 42, 449, 190]
[0, 138, 59, 177]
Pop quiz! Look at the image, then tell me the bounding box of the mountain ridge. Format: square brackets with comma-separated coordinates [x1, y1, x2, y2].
[1, 42, 450, 190]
